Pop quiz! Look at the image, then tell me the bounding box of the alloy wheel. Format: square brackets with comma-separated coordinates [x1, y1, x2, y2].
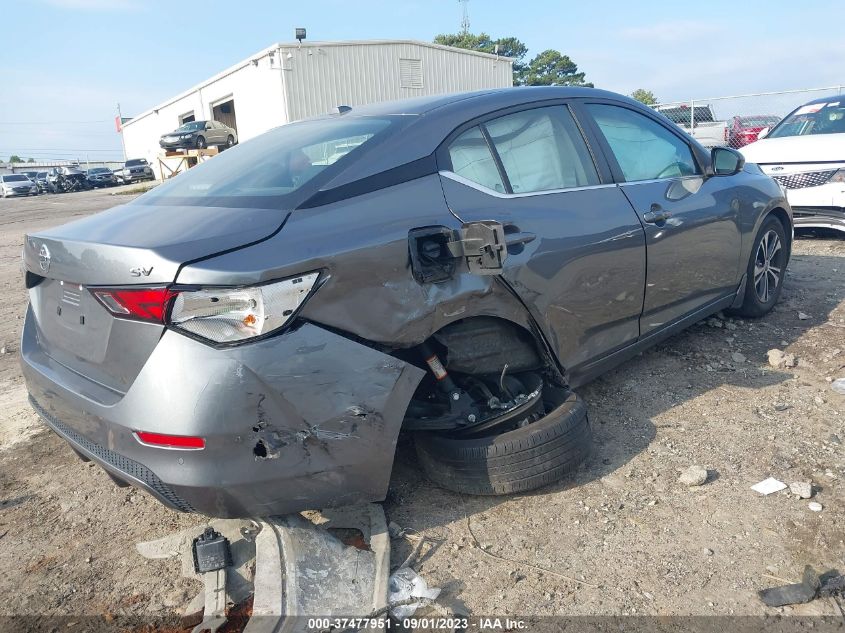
[753, 229, 782, 303]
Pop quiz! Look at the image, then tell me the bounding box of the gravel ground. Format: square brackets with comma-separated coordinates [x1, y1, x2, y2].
[0, 189, 842, 626]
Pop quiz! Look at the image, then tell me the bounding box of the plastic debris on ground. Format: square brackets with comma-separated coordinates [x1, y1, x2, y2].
[751, 477, 787, 495]
[136, 504, 391, 632]
[759, 565, 845, 621]
[388, 566, 442, 619]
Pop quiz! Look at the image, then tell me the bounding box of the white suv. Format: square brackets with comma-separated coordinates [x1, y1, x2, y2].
[740, 97, 845, 234]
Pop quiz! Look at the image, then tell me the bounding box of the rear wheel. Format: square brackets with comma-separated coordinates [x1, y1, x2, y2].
[196, 136, 206, 149]
[226, 135, 234, 148]
[734, 216, 788, 317]
[414, 387, 591, 495]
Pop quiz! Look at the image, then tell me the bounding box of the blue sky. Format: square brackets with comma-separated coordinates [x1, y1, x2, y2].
[1, 0, 843, 161]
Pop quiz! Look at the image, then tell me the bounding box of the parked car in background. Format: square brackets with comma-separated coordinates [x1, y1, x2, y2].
[727, 115, 781, 148]
[115, 158, 155, 184]
[656, 103, 729, 147]
[0, 174, 38, 197]
[34, 172, 50, 194]
[20, 87, 792, 518]
[159, 120, 238, 151]
[741, 97, 845, 234]
[46, 166, 91, 193]
[86, 167, 117, 188]
[21, 170, 39, 181]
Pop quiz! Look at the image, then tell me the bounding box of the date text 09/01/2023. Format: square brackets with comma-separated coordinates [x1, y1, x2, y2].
[306, 617, 527, 630]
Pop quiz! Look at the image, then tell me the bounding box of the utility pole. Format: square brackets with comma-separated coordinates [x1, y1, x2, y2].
[459, 0, 470, 35]
[117, 102, 127, 162]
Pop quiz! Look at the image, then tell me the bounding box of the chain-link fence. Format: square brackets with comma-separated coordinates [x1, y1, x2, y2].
[652, 85, 845, 149]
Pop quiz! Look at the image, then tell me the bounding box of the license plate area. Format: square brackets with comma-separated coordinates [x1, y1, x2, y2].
[33, 279, 113, 363]
[56, 281, 86, 326]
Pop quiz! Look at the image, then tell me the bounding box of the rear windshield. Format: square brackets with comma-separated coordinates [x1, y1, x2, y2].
[768, 101, 845, 138]
[140, 116, 395, 208]
[89, 168, 109, 174]
[2, 175, 28, 182]
[658, 106, 715, 126]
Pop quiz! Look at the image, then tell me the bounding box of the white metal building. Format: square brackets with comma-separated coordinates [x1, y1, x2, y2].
[122, 40, 513, 178]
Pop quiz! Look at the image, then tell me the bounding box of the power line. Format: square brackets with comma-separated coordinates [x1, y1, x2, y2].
[0, 147, 121, 152]
[0, 120, 112, 125]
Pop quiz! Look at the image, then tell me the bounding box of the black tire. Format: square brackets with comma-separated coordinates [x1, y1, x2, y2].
[414, 389, 591, 495]
[734, 215, 788, 318]
[226, 135, 234, 148]
[196, 136, 206, 149]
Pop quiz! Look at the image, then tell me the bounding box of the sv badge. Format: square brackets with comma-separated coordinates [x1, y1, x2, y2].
[129, 266, 154, 277]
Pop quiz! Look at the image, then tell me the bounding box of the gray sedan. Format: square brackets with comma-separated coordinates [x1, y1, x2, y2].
[21, 87, 791, 518]
[1, 174, 38, 197]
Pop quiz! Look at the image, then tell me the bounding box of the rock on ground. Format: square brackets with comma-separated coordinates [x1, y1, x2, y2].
[767, 348, 797, 368]
[679, 465, 708, 486]
[789, 481, 813, 499]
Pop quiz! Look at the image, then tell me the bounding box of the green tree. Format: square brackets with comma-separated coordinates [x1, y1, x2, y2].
[8, 155, 22, 164]
[630, 89, 658, 106]
[434, 32, 529, 84]
[26, 157, 35, 163]
[523, 50, 592, 87]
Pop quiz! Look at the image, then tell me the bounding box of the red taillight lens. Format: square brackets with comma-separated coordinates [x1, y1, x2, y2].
[91, 287, 177, 323]
[135, 431, 205, 449]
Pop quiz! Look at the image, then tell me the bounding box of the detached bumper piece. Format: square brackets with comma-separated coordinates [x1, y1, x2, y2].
[135, 504, 391, 632]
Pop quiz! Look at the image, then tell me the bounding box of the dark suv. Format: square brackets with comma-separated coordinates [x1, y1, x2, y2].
[159, 120, 238, 151]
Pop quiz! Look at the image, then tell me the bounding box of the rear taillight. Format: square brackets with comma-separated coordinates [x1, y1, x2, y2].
[91, 287, 176, 323]
[90, 272, 320, 344]
[168, 273, 320, 344]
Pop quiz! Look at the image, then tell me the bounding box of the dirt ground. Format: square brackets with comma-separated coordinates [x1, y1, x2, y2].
[0, 189, 842, 626]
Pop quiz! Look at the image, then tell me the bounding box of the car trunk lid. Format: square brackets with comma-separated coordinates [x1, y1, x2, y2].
[23, 202, 288, 394]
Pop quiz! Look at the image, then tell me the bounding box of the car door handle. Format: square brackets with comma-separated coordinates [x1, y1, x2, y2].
[505, 232, 536, 247]
[643, 206, 671, 224]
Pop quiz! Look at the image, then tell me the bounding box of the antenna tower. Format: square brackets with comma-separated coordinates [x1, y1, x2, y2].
[459, 0, 470, 34]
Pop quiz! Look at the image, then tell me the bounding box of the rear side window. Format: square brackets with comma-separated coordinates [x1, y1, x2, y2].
[587, 104, 699, 182]
[485, 106, 599, 193]
[448, 127, 507, 193]
[140, 117, 395, 206]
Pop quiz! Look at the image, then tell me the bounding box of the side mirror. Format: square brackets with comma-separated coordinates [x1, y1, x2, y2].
[205, 123, 213, 130]
[712, 147, 745, 176]
[757, 127, 770, 140]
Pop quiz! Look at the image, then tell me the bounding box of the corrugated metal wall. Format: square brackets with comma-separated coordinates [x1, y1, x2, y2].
[280, 42, 512, 122]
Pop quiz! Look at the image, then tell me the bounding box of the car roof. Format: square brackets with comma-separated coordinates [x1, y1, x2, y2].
[336, 86, 622, 117]
[802, 95, 843, 105]
[321, 87, 638, 188]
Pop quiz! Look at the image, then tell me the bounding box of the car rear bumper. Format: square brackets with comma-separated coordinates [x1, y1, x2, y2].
[21, 307, 424, 517]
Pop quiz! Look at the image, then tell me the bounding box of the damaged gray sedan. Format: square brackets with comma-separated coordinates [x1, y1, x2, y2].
[21, 88, 792, 517]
